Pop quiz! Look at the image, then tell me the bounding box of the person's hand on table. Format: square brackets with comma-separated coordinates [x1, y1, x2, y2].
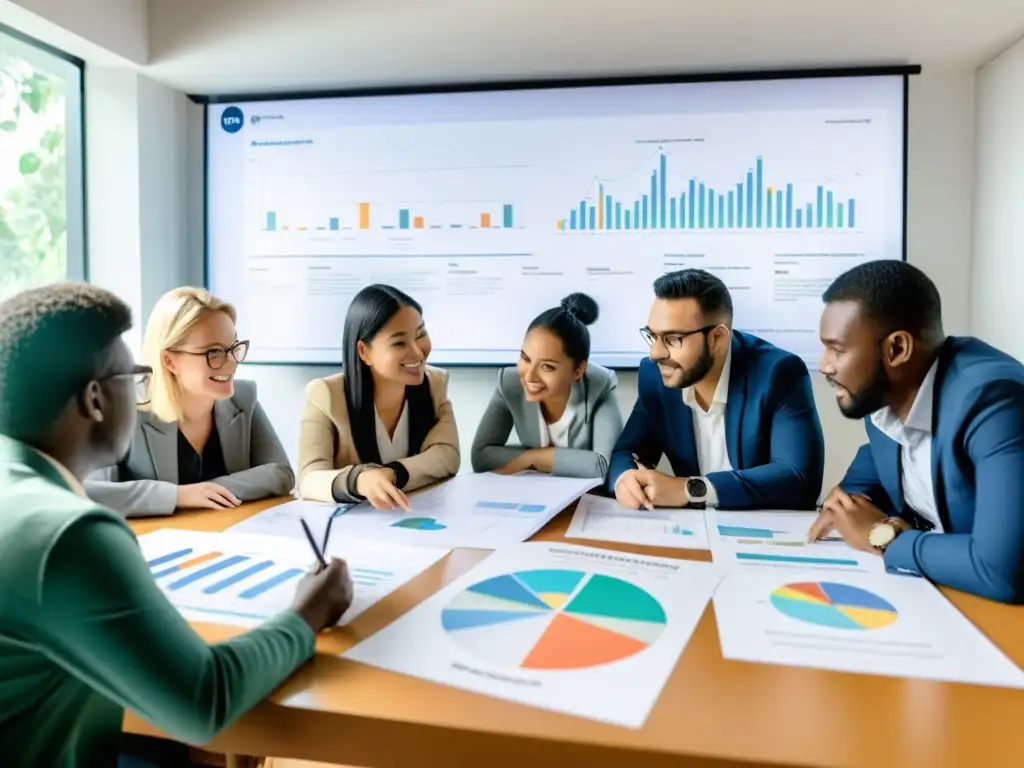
[355, 467, 411, 511]
[807, 487, 887, 552]
[176, 482, 241, 509]
[493, 448, 554, 475]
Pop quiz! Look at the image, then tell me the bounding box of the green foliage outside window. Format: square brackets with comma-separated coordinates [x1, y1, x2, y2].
[0, 34, 72, 300]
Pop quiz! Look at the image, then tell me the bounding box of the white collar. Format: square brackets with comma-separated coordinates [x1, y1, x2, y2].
[683, 342, 732, 410]
[871, 358, 939, 436]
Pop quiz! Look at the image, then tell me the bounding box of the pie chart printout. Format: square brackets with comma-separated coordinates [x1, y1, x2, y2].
[440, 569, 667, 670]
[770, 581, 898, 630]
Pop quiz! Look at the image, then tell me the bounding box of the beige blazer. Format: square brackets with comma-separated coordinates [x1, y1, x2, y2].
[297, 366, 460, 502]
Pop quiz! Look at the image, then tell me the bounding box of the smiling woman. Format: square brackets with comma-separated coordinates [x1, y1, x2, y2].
[83, 287, 295, 517]
[471, 292, 624, 479]
[297, 284, 460, 509]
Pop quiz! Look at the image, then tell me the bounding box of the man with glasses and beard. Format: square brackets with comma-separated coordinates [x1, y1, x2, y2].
[811, 260, 1024, 603]
[609, 269, 824, 511]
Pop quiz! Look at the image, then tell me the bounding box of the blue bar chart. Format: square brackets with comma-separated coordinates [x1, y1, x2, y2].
[148, 547, 304, 607]
[556, 153, 858, 233]
[139, 528, 451, 629]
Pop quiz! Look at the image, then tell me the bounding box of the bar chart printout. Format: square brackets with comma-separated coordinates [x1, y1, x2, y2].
[555, 152, 858, 233]
[138, 529, 451, 628]
[706, 510, 885, 573]
[565, 495, 710, 551]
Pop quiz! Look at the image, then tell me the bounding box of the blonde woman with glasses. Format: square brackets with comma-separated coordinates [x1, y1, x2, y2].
[85, 287, 294, 516]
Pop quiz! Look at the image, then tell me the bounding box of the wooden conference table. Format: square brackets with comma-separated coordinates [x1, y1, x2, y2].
[125, 497, 1024, 768]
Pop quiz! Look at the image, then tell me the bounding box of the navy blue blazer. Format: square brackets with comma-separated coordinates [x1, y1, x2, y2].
[607, 331, 824, 510]
[840, 336, 1024, 603]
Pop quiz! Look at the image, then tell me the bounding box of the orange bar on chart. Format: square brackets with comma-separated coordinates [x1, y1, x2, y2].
[414, 216, 425, 229]
[480, 213, 492, 228]
[557, 220, 564, 231]
[359, 202, 370, 230]
[598, 194, 604, 229]
[175, 552, 222, 571]
[297, 226, 308, 231]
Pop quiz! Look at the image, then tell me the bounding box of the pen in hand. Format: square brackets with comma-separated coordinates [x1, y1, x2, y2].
[630, 453, 655, 510]
[300, 517, 328, 571]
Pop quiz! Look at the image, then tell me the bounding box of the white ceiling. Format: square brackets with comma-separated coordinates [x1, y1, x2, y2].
[143, 0, 1024, 96]
[6, 0, 1024, 94]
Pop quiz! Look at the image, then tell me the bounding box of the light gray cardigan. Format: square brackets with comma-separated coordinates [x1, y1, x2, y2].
[84, 380, 294, 517]
[471, 363, 624, 479]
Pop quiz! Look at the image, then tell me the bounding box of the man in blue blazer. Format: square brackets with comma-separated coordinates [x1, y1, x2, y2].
[810, 260, 1024, 604]
[609, 269, 825, 511]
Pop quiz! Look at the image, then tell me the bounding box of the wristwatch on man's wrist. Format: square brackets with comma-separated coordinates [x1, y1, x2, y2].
[686, 478, 708, 510]
[868, 516, 912, 552]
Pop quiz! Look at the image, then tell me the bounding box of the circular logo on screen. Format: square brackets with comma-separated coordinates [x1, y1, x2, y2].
[221, 106, 244, 133]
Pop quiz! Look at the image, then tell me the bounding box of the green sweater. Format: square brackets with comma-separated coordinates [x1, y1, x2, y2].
[0, 436, 316, 767]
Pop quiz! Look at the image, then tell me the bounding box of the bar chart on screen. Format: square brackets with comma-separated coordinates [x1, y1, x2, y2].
[139, 529, 452, 628]
[554, 150, 861, 234]
[214, 87, 902, 367]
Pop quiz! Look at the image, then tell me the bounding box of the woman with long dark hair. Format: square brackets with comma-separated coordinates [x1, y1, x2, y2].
[298, 285, 459, 509]
[471, 293, 623, 478]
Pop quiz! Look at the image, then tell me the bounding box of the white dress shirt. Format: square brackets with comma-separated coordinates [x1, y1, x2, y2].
[869, 359, 943, 532]
[681, 345, 734, 506]
[375, 403, 410, 464]
[538, 405, 575, 449]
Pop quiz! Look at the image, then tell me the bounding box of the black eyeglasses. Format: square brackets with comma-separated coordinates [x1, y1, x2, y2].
[639, 325, 717, 350]
[169, 340, 250, 370]
[102, 366, 153, 405]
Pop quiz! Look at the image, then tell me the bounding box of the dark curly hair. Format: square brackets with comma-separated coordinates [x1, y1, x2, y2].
[0, 282, 132, 440]
[822, 260, 943, 339]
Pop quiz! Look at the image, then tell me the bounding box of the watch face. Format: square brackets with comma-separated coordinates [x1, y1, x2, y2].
[687, 478, 707, 498]
[868, 522, 896, 548]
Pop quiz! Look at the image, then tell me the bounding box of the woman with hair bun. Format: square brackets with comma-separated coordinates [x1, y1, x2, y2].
[471, 293, 623, 478]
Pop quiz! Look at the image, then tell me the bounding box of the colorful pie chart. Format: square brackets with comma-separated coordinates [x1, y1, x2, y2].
[770, 581, 898, 630]
[441, 569, 666, 670]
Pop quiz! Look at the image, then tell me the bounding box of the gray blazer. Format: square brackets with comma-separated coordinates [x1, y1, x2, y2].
[471, 363, 624, 479]
[84, 380, 294, 517]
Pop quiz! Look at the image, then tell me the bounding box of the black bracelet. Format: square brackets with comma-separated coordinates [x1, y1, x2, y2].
[384, 461, 410, 489]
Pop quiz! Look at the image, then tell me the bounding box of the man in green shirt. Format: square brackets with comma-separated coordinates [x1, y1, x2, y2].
[0, 283, 353, 767]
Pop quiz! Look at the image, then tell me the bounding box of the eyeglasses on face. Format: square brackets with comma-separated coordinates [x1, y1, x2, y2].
[102, 366, 153, 405]
[169, 340, 250, 370]
[639, 325, 717, 350]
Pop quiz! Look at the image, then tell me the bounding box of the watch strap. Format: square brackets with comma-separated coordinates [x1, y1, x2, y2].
[686, 477, 708, 510]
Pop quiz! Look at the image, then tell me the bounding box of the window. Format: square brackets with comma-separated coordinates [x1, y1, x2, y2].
[0, 25, 85, 301]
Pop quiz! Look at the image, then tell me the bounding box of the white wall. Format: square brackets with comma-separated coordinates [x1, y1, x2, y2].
[972, 37, 1024, 359]
[86, 68, 194, 354]
[86, 66, 977, 498]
